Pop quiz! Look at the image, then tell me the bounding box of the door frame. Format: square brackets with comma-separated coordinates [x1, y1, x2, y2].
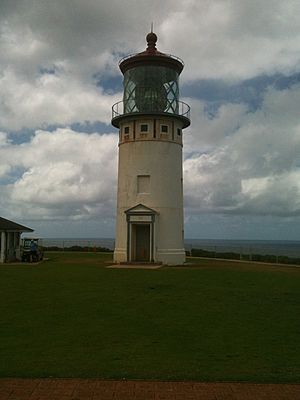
[125, 204, 157, 263]
[131, 223, 151, 262]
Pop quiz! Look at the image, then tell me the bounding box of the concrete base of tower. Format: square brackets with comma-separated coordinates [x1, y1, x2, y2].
[113, 248, 127, 263]
[156, 248, 186, 265]
[114, 247, 186, 265]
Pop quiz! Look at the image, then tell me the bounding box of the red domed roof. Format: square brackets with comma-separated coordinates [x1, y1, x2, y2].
[119, 32, 184, 74]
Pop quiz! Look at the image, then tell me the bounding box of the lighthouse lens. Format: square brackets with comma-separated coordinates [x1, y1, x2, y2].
[123, 66, 179, 115]
[135, 84, 167, 112]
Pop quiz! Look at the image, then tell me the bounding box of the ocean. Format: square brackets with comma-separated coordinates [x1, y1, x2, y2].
[41, 238, 300, 258]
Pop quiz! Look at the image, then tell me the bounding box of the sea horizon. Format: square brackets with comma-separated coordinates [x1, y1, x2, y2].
[37, 237, 300, 258]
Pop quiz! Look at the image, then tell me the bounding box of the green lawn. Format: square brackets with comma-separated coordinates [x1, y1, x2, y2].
[0, 252, 299, 382]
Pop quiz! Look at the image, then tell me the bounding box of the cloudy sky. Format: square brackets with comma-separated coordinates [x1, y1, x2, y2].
[0, 0, 300, 240]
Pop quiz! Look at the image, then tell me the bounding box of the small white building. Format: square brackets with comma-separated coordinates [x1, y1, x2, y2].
[0, 217, 33, 263]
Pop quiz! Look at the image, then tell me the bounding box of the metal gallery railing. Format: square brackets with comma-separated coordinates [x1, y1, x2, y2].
[112, 100, 190, 120]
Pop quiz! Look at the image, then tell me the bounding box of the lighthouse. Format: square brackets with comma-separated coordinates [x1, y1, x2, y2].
[112, 31, 190, 265]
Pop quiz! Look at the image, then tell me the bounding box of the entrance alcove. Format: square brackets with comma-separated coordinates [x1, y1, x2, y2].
[125, 204, 157, 262]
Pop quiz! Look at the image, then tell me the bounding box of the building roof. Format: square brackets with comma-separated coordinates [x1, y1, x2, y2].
[119, 31, 184, 75]
[0, 217, 34, 232]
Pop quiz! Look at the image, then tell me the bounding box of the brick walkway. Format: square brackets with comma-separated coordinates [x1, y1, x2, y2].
[0, 379, 299, 400]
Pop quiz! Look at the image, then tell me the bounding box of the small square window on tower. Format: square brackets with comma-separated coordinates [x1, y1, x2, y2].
[137, 175, 150, 194]
[124, 126, 130, 134]
[161, 125, 168, 133]
[177, 128, 182, 136]
[140, 124, 148, 132]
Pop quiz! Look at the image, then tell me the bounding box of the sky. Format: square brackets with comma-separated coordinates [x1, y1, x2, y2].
[0, 0, 300, 240]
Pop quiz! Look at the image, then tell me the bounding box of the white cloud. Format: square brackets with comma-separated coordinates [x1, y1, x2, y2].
[1, 1, 300, 85]
[184, 98, 248, 152]
[161, 0, 300, 81]
[241, 172, 300, 216]
[0, 68, 120, 130]
[1, 1, 300, 130]
[184, 83, 300, 216]
[0, 128, 118, 220]
[0, 132, 9, 146]
[0, 0, 174, 79]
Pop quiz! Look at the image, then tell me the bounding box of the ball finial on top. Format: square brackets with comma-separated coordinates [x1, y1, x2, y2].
[146, 31, 157, 50]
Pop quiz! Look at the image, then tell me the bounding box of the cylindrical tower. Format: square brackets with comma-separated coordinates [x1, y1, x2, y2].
[112, 31, 190, 265]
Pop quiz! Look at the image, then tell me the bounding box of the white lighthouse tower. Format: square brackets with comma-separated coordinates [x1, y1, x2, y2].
[112, 31, 190, 265]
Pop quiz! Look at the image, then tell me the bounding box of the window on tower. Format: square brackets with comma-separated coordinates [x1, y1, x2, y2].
[161, 125, 168, 133]
[123, 125, 130, 141]
[140, 124, 148, 132]
[137, 175, 150, 194]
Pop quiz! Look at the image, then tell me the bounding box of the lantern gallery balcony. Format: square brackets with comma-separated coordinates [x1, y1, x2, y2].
[112, 99, 190, 128]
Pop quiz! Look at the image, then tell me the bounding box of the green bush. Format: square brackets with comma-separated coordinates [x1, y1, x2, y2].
[43, 245, 113, 253]
[190, 248, 300, 265]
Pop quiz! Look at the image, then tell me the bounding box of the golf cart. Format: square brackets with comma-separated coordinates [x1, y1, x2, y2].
[21, 238, 44, 262]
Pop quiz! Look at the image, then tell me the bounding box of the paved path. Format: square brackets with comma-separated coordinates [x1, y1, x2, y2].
[107, 264, 162, 269]
[0, 379, 299, 399]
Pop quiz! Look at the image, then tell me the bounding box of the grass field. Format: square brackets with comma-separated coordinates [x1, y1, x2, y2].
[0, 252, 299, 382]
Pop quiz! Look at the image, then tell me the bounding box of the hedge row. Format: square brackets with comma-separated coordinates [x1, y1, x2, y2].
[43, 245, 113, 253]
[188, 248, 300, 265]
